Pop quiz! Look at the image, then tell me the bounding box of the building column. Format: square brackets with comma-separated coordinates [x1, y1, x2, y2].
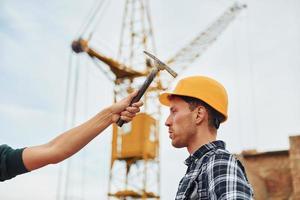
[289, 135, 300, 200]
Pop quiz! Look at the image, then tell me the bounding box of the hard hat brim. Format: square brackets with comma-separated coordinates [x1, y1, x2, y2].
[159, 92, 172, 106]
[159, 92, 186, 106]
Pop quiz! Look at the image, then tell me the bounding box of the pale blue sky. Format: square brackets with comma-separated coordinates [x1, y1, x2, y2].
[1, 0, 300, 199]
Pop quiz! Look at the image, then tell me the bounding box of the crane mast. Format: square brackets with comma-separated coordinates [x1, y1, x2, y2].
[108, 0, 160, 199]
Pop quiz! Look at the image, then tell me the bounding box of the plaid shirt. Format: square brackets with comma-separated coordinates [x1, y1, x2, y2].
[175, 140, 254, 200]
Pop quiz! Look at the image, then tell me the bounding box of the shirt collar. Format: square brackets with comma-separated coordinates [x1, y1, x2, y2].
[184, 140, 226, 166]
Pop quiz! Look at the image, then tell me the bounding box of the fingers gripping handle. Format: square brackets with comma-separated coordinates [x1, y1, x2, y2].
[117, 92, 143, 127]
[116, 69, 158, 127]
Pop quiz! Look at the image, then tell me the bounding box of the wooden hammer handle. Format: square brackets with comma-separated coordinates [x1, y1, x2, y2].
[116, 68, 158, 127]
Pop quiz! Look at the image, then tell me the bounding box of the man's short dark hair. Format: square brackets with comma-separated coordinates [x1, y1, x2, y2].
[168, 95, 224, 129]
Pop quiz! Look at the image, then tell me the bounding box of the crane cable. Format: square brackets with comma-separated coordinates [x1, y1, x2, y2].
[87, 0, 111, 41]
[56, 55, 80, 200]
[92, 57, 115, 82]
[79, 58, 91, 200]
[56, 50, 74, 200]
[58, 55, 90, 200]
[76, 0, 107, 38]
[59, 1, 111, 197]
[64, 55, 81, 200]
[244, 7, 258, 149]
[231, 15, 244, 150]
[145, 0, 157, 54]
[211, 0, 244, 148]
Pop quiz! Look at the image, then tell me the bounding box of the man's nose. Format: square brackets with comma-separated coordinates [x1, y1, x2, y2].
[165, 115, 171, 127]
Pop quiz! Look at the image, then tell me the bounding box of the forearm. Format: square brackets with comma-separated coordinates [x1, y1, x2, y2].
[51, 106, 113, 156]
[23, 106, 114, 170]
[22, 91, 142, 171]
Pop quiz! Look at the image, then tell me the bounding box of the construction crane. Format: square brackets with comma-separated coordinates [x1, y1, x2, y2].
[65, 1, 246, 199]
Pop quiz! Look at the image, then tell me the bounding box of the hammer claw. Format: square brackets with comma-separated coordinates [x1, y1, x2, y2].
[144, 51, 178, 78]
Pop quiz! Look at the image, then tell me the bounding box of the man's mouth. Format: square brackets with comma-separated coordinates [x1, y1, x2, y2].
[168, 130, 173, 139]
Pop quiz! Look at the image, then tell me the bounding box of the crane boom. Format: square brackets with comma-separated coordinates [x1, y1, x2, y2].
[164, 3, 246, 86]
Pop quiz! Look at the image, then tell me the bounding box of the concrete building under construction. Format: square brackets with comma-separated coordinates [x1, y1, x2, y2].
[239, 135, 300, 200]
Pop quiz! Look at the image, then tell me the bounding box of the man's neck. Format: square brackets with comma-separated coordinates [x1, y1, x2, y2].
[187, 127, 217, 154]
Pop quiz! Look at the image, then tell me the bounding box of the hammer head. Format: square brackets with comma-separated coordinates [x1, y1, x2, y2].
[144, 51, 178, 78]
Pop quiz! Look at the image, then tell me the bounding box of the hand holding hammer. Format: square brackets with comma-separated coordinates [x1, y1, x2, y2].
[117, 51, 178, 127]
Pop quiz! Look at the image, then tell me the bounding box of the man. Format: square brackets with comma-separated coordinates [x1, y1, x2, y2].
[159, 76, 253, 199]
[0, 91, 143, 182]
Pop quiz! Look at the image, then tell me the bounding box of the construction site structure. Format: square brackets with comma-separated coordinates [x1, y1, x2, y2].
[238, 134, 300, 200]
[69, 1, 246, 199]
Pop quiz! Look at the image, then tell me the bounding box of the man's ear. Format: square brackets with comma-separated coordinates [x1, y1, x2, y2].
[195, 106, 206, 125]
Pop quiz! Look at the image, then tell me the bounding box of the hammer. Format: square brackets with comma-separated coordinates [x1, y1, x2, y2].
[117, 51, 178, 127]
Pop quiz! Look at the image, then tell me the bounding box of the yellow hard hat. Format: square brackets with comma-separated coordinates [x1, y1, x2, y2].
[159, 76, 228, 122]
